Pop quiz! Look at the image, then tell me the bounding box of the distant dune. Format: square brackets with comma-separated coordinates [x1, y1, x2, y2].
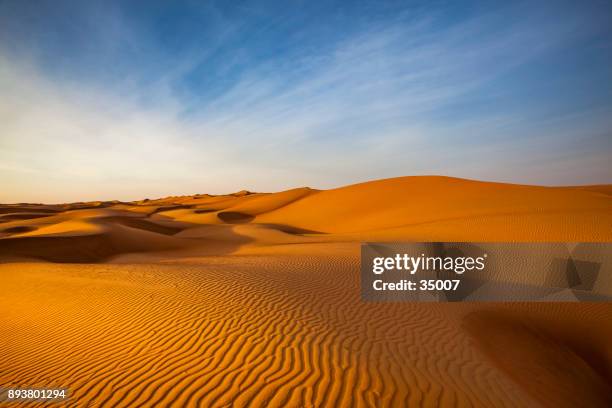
[1, 176, 611, 262]
[1, 176, 611, 407]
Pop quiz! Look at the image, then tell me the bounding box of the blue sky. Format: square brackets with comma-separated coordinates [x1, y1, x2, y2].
[1, 0, 611, 202]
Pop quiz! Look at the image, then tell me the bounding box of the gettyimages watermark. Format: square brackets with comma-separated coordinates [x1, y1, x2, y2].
[361, 242, 612, 302]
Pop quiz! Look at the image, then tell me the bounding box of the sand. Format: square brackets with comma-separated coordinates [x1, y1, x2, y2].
[1, 176, 611, 407]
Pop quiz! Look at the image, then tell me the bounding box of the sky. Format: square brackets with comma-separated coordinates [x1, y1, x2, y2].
[1, 0, 611, 203]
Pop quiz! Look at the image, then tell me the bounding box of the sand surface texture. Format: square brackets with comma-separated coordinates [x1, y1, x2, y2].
[1, 176, 612, 407]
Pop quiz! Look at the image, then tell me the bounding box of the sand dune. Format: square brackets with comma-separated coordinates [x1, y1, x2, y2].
[257, 176, 612, 239]
[2, 176, 610, 262]
[1, 176, 611, 407]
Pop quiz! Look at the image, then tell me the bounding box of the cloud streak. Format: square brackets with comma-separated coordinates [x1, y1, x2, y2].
[1, 0, 611, 202]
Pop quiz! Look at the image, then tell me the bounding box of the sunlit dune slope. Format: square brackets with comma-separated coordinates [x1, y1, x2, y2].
[1, 256, 611, 407]
[257, 176, 612, 239]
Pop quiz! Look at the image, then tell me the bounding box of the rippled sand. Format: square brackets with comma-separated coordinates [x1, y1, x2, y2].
[1, 176, 611, 407]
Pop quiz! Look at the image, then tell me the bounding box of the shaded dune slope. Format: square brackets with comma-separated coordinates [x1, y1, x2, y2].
[463, 310, 612, 407]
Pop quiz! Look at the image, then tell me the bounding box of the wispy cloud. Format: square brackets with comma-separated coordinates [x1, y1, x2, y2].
[1, 1, 611, 202]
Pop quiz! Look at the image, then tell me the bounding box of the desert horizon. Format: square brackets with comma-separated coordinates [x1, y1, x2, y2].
[1, 174, 611, 209]
[3, 174, 612, 206]
[2, 175, 612, 265]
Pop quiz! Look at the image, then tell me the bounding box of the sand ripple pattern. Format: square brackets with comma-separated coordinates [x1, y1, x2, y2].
[3, 255, 611, 407]
[2, 177, 612, 407]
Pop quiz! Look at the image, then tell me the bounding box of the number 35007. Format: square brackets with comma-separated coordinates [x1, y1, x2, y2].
[419, 280, 460, 291]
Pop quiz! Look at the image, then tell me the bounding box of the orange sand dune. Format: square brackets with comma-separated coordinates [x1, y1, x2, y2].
[257, 176, 612, 240]
[1, 176, 611, 407]
[1, 176, 610, 262]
